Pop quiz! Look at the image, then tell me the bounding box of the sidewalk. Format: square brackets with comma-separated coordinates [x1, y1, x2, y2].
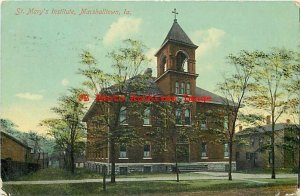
[3, 172, 297, 185]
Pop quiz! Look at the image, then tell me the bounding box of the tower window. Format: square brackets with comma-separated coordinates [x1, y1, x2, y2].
[180, 82, 185, 94]
[160, 55, 167, 74]
[186, 83, 191, 94]
[175, 82, 179, 94]
[176, 51, 188, 72]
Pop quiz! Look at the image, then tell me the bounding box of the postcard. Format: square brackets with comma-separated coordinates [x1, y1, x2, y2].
[1, 1, 299, 195]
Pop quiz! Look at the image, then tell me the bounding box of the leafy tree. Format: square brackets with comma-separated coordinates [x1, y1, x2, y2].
[217, 50, 261, 180]
[247, 48, 296, 179]
[79, 39, 150, 183]
[285, 52, 300, 187]
[41, 88, 86, 174]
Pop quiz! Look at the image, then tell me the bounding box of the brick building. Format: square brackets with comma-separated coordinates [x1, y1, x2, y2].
[236, 118, 298, 170]
[83, 18, 235, 173]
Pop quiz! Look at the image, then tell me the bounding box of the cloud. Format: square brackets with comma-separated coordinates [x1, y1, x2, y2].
[103, 17, 142, 45]
[145, 48, 157, 64]
[145, 48, 158, 76]
[16, 92, 43, 100]
[191, 28, 225, 58]
[61, 79, 70, 86]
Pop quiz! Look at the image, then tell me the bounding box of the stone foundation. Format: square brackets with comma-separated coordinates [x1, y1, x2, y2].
[84, 161, 236, 174]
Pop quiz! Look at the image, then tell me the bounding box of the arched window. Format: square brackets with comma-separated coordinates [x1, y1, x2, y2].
[160, 55, 167, 74]
[175, 82, 179, 94]
[176, 109, 182, 125]
[186, 83, 191, 94]
[180, 82, 185, 94]
[143, 107, 150, 125]
[185, 109, 191, 125]
[176, 51, 188, 72]
[119, 106, 127, 125]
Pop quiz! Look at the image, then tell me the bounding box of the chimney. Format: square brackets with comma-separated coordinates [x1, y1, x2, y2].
[239, 126, 243, 132]
[286, 119, 291, 124]
[144, 68, 152, 77]
[266, 115, 271, 125]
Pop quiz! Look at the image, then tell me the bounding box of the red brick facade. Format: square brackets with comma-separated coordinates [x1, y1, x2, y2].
[84, 19, 235, 172]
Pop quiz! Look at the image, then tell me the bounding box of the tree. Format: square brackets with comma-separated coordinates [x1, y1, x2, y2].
[247, 48, 296, 179]
[79, 39, 150, 183]
[285, 52, 300, 187]
[216, 50, 261, 180]
[41, 88, 86, 174]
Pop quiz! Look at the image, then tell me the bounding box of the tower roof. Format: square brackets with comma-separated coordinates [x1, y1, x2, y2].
[161, 20, 198, 48]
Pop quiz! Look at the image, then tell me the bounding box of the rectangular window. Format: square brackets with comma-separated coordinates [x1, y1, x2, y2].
[268, 151, 273, 164]
[246, 152, 250, 160]
[224, 143, 229, 158]
[119, 144, 127, 158]
[143, 107, 151, 125]
[200, 117, 207, 129]
[175, 82, 179, 94]
[119, 106, 127, 125]
[201, 143, 207, 158]
[144, 143, 151, 158]
[180, 82, 185, 94]
[224, 116, 228, 130]
[184, 109, 191, 125]
[186, 83, 191, 94]
[176, 109, 182, 125]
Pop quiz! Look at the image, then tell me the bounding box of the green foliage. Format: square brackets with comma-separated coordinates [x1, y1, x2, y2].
[0, 118, 56, 155]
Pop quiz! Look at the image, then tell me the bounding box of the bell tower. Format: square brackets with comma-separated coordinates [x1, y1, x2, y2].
[155, 9, 198, 96]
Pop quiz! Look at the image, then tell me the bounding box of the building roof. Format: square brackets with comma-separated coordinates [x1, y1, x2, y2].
[161, 20, 198, 48]
[237, 123, 292, 136]
[0, 131, 31, 149]
[82, 71, 233, 122]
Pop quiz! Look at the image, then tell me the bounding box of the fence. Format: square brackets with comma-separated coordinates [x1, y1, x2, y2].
[1, 159, 39, 181]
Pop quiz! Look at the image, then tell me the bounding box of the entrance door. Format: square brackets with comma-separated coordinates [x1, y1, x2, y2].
[176, 144, 189, 162]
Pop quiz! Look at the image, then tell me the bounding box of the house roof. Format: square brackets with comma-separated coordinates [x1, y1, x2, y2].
[82, 72, 233, 122]
[195, 87, 235, 106]
[1, 131, 31, 149]
[237, 123, 292, 136]
[155, 20, 198, 56]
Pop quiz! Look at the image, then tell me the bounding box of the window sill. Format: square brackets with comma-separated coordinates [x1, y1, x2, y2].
[119, 158, 128, 160]
[120, 124, 129, 126]
[143, 124, 152, 127]
[201, 157, 208, 159]
[224, 157, 229, 159]
[143, 157, 152, 160]
[175, 124, 183, 127]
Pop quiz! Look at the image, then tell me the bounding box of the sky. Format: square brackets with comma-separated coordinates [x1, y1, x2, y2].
[1, 1, 299, 134]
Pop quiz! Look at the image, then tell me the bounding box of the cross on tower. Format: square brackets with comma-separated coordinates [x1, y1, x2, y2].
[172, 8, 178, 21]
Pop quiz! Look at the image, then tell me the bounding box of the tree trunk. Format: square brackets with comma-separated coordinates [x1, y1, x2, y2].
[228, 139, 233, 181]
[271, 123, 276, 179]
[70, 144, 75, 174]
[110, 142, 116, 183]
[175, 144, 179, 182]
[298, 127, 300, 188]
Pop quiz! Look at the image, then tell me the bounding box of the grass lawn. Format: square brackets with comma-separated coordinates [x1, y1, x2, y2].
[15, 168, 103, 181]
[3, 178, 297, 195]
[13, 168, 204, 181]
[237, 167, 297, 174]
